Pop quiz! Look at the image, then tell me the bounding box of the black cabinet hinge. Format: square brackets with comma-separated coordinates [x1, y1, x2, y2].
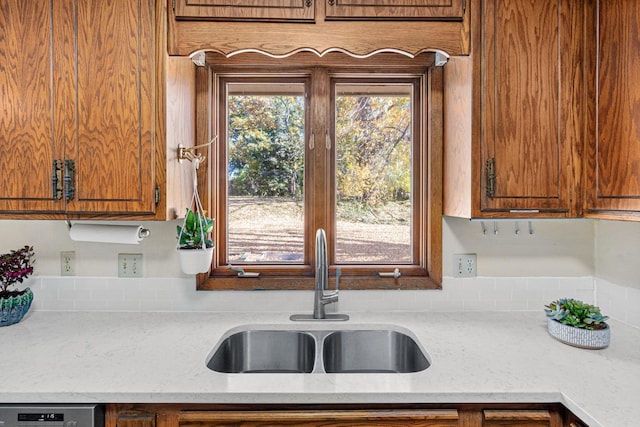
[52, 160, 63, 200]
[485, 158, 496, 199]
[64, 160, 75, 201]
[155, 186, 161, 205]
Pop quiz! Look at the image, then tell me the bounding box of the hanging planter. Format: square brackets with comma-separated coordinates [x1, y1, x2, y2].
[177, 245, 215, 275]
[177, 158, 215, 275]
[1, 246, 35, 327]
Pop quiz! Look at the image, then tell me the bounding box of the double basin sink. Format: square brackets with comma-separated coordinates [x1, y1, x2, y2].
[206, 325, 430, 374]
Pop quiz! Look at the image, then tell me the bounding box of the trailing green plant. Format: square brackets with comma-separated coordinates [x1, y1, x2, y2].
[0, 246, 35, 296]
[545, 298, 608, 330]
[177, 209, 214, 250]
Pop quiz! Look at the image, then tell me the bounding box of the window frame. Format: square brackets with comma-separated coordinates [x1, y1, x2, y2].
[196, 52, 442, 290]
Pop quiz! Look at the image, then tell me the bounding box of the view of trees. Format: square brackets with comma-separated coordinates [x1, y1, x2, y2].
[335, 92, 411, 206]
[227, 94, 305, 198]
[227, 89, 412, 209]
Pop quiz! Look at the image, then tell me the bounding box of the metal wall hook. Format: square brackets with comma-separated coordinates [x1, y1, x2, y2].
[178, 136, 218, 163]
[528, 221, 534, 235]
[514, 222, 520, 235]
[480, 221, 487, 235]
[493, 221, 499, 235]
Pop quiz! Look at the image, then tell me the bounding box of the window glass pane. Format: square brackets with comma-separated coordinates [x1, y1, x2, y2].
[335, 83, 413, 264]
[226, 82, 305, 264]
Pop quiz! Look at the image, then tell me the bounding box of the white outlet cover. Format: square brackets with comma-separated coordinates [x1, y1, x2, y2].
[453, 253, 477, 278]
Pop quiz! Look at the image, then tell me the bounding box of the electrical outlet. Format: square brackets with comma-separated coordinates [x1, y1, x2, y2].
[118, 253, 143, 277]
[60, 251, 76, 276]
[453, 253, 477, 277]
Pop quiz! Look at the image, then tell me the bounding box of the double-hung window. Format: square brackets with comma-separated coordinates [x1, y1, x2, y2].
[200, 53, 442, 290]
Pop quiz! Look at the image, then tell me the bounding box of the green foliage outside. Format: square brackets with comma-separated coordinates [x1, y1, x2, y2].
[336, 94, 411, 206]
[227, 91, 412, 211]
[228, 95, 305, 199]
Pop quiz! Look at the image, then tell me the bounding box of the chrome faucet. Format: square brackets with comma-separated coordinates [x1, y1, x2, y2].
[290, 229, 349, 321]
[313, 228, 338, 318]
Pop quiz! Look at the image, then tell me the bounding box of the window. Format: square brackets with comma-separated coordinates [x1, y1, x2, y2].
[200, 53, 442, 290]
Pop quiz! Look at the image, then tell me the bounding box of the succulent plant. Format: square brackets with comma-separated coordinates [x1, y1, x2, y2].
[545, 298, 608, 330]
[177, 208, 214, 250]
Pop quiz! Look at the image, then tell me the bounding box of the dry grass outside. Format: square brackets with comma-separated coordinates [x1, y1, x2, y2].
[227, 196, 411, 263]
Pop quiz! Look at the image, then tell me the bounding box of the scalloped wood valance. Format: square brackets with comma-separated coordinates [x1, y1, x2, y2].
[167, 10, 470, 58]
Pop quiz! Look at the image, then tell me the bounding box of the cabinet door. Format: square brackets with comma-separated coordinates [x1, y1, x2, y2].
[585, 0, 640, 215]
[179, 409, 459, 426]
[174, 0, 315, 22]
[483, 410, 562, 427]
[325, 0, 465, 20]
[480, 0, 578, 214]
[0, 1, 67, 213]
[65, 0, 156, 214]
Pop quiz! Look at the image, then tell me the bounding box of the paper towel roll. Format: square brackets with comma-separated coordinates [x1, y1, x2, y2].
[69, 224, 148, 244]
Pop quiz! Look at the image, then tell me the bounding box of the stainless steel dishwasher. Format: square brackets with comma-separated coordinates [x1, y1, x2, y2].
[0, 404, 103, 427]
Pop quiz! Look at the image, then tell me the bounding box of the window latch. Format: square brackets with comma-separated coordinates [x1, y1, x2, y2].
[378, 268, 401, 279]
[229, 265, 260, 278]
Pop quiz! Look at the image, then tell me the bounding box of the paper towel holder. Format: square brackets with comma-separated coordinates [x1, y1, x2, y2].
[66, 220, 151, 240]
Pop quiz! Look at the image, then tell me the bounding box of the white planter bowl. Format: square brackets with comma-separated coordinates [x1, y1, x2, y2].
[547, 318, 610, 349]
[177, 246, 214, 274]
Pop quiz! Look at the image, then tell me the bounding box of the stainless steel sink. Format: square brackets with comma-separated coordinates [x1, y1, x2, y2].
[206, 326, 430, 374]
[206, 330, 316, 373]
[322, 330, 429, 373]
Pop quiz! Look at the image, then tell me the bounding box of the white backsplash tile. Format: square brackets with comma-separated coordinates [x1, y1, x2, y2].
[596, 277, 640, 328]
[29, 274, 640, 328]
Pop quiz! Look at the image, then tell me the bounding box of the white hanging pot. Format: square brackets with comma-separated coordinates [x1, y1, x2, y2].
[178, 246, 214, 275]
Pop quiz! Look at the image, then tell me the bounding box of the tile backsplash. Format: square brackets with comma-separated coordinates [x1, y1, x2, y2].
[28, 274, 604, 317]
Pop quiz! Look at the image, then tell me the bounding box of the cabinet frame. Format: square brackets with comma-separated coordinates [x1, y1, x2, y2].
[173, 0, 315, 22]
[106, 402, 578, 427]
[583, 0, 640, 219]
[443, 0, 585, 219]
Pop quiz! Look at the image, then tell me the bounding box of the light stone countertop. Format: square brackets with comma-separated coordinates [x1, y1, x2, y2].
[0, 311, 638, 427]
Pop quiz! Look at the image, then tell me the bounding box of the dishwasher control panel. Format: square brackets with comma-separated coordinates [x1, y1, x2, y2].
[0, 405, 103, 427]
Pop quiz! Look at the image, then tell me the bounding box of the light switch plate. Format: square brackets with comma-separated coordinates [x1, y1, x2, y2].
[118, 253, 143, 277]
[453, 253, 477, 277]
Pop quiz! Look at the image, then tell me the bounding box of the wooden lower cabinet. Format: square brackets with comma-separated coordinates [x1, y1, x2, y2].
[483, 409, 563, 427]
[107, 404, 583, 427]
[179, 410, 458, 426]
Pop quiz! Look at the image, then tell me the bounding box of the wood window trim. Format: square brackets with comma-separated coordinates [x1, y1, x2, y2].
[196, 53, 442, 290]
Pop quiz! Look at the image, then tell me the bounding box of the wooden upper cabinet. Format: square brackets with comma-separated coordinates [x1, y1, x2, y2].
[443, 0, 582, 218]
[325, 0, 465, 21]
[173, 0, 315, 22]
[0, 1, 65, 213]
[0, 0, 161, 217]
[584, 0, 640, 217]
[167, 0, 471, 57]
[65, 0, 156, 215]
[480, 0, 576, 214]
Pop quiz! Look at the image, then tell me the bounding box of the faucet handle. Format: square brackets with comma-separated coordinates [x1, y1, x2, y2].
[335, 267, 342, 291]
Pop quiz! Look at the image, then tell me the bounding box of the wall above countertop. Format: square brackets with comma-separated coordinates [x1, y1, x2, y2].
[0, 218, 596, 279]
